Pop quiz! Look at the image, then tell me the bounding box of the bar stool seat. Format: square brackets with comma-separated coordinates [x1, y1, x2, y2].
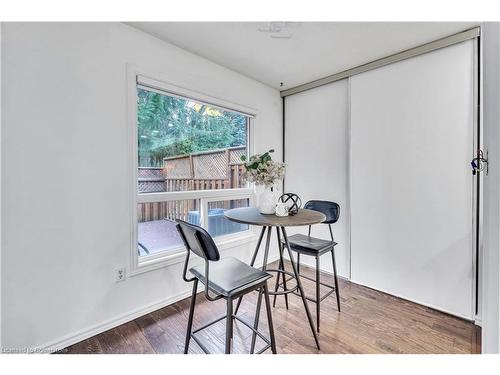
[190, 257, 271, 297]
[285, 234, 338, 255]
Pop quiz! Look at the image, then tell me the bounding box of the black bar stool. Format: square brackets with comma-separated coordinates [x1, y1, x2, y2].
[176, 219, 277, 354]
[275, 200, 341, 332]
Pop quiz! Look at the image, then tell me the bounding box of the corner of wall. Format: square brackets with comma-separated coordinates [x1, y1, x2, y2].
[0, 20, 3, 349]
[480, 21, 500, 354]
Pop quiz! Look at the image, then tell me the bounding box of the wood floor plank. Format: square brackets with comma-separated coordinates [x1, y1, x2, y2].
[62, 260, 481, 354]
[93, 321, 156, 354]
[60, 336, 103, 354]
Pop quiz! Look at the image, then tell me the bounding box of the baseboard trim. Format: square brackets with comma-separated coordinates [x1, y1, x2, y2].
[40, 289, 193, 353]
[38, 255, 280, 353]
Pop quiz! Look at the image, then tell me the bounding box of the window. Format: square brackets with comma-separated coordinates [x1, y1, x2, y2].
[133, 76, 254, 266]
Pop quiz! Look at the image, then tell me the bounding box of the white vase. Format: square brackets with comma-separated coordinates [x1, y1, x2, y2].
[257, 185, 276, 214]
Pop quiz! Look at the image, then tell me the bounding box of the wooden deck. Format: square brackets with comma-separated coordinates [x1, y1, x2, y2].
[61, 260, 481, 354]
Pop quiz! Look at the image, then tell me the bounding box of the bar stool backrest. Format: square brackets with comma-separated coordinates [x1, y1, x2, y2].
[304, 200, 340, 224]
[176, 219, 220, 261]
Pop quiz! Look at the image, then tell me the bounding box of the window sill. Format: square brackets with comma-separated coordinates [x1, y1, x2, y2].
[129, 230, 259, 277]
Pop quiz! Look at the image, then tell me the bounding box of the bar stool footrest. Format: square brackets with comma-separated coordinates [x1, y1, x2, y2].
[277, 274, 337, 303]
[287, 273, 337, 289]
[190, 313, 272, 354]
[265, 268, 299, 296]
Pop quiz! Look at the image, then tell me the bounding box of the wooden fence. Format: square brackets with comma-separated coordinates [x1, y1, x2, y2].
[137, 200, 196, 223]
[137, 147, 247, 223]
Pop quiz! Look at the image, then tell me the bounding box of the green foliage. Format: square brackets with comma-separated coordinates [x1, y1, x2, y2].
[137, 88, 247, 167]
[241, 149, 274, 168]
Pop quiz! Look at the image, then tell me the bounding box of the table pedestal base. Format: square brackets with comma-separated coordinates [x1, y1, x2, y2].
[234, 226, 321, 351]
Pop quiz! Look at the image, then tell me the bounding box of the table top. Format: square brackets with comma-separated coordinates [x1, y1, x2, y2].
[224, 207, 326, 227]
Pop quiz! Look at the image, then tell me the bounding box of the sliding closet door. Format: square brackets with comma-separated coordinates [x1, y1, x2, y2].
[350, 41, 474, 318]
[285, 79, 349, 277]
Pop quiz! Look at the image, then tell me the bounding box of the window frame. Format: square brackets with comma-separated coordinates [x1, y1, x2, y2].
[127, 66, 258, 276]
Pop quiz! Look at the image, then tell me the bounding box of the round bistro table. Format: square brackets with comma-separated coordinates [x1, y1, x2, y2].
[224, 207, 326, 351]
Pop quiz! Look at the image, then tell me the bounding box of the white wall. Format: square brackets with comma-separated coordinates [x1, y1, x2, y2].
[0, 22, 282, 350]
[0, 22, 3, 349]
[481, 22, 500, 354]
[284, 80, 349, 278]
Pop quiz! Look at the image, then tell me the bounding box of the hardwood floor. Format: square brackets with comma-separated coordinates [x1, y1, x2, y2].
[61, 260, 481, 354]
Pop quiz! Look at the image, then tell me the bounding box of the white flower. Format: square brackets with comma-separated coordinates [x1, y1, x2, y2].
[241, 150, 286, 187]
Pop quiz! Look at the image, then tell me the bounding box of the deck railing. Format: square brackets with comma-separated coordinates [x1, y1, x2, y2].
[137, 147, 247, 223]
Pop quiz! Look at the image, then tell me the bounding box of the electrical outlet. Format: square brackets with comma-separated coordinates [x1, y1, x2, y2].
[115, 267, 126, 282]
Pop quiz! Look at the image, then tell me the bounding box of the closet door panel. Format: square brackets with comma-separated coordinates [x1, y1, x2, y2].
[350, 41, 474, 318]
[285, 79, 349, 277]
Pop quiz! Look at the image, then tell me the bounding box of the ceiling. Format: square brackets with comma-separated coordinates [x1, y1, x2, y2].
[128, 22, 478, 90]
